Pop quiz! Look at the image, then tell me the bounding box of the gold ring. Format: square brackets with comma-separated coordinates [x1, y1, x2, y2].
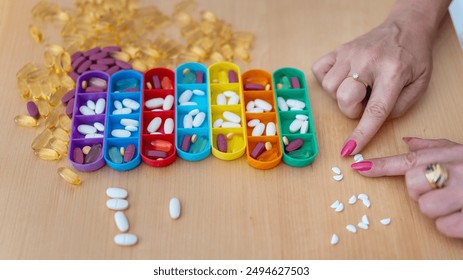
[425, 163, 449, 189]
[347, 73, 370, 89]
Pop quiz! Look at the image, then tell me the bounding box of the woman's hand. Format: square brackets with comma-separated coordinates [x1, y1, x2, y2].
[351, 137, 463, 238]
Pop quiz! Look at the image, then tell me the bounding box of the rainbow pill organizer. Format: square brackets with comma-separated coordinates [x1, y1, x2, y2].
[68, 63, 318, 171]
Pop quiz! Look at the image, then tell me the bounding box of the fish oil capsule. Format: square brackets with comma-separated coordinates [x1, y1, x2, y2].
[36, 99, 50, 118]
[45, 109, 60, 129]
[59, 114, 71, 132]
[32, 128, 53, 150]
[14, 115, 39, 127]
[57, 167, 81, 186]
[29, 25, 43, 43]
[35, 148, 61, 160]
[52, 127, 69, 143]
[50, 138, 68, 156]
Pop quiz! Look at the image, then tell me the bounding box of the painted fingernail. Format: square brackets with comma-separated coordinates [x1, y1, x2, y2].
[340, 139, 357, 157]
[351, 161, 372, 171]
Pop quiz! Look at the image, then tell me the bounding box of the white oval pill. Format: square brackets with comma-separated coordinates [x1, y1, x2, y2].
[333, 174, 344, 181]
[289, 119, 303, 133]
[169, 197, 181, 220]
[223, 90, 237, 97]
[183, 114, 193, 128]
[223, 111, 241, 123]
[122, 98, 140, 111]
[125, 125, 138, 132]
[114, 233, 137, 246]
[216, 93, 226, 105]
[87, 100, 96, 110]
[295, 114, 308, 121]
[330, 234, 339, 245]
[179, 89, 193, 104]
[227, 95, 239, 105]
[114, 211, 129, 232]
[93, 122, 105, 132]
[145, 97, 164, 109]
[247, 119, 260, 127]
[286, 99, 306, 109]
[213, 118, 223, 128]
[95, 98, 106, 114]
[163, 95, 174, 111]
[85, 133, 104, 139]
[106, 199, 129, 211]
[254, 98, 272, 112]
[252, 123, 265, 136]
[120, 118, 139, 127]
[192, 89, 205, 96]
[113, 108, 132, 115]
[300, 120, 309, 134]
[246, 100, 255, 111]
[114, 100, 123, 110]
[265, 122, 276, 136]
[79, 105, 95, 116]
[250, 107, 264, 113]
[179, 101, 197, 106]
[277, 97, 288, 111]
[188, 109, 199, 116]
[78, 124, 97, 135]
[147, 117, 162, 133]
[164, 118, 174, 134]
[106, 187, 128, 199]
[221, 122, 241, 128]
[193, 112, 205, 128]
[111, 129, 131, 138]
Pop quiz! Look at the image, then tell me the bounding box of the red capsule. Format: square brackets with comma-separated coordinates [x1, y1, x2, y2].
[123, 144, 136, 162]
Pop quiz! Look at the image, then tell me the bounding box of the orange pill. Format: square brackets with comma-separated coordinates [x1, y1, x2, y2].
[150, 140, 173, 153]
[161, 76, 173, 89]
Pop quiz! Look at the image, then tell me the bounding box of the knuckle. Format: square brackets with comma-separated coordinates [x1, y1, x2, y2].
[418, 196, 434, 218]
[365, 101, 389, 120]
[405, 172, 419, 201]
[322, 78, 338, 94]
[403, 151, 419, 169]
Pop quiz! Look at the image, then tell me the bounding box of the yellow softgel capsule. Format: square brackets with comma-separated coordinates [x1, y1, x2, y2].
[49, 138, 68, 156]
[35, 148, 61, 160]
[57, 167, 81, 186]
[29, 25, 43, 43]
[58, 114, 71, 132]
[32, 128, 53, 150]
[14, 115, 39, 127]
[52, 127, 69, 143]
[36, 99, 50, 118]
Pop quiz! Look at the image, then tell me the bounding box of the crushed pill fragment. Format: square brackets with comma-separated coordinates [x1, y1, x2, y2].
[380, 218, 391, 225]
[333, 174, 344, 181]
[330, 234, 339, 245]
[362, 214, 369, 225]
[335, 203, 344, 213]
[330, 200, 340, 209]
[331, 167, 341, 175]
[348, 195, 357, 205]
[346, 224, 357, 233]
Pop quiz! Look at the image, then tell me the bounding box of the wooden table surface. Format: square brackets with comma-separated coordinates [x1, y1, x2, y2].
[1, 0, 462, 260]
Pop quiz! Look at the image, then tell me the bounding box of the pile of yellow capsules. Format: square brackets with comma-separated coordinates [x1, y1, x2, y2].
[14, 0, 255, 186]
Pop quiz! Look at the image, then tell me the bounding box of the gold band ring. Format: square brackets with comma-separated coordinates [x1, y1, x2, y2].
[425, 163, 449, 189]
[347, 73, 370, 89]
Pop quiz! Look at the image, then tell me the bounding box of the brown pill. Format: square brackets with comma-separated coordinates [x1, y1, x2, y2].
[85, 143, 102, 164]
[217, 133, 227, 152]
[65, 98, 75, 117]
[285, 138, 303, 153]
[73, 147, 84, 164]
[123, 144, 136, 162]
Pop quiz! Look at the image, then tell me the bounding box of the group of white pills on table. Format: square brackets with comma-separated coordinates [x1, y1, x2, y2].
[106, 187, 181, 247]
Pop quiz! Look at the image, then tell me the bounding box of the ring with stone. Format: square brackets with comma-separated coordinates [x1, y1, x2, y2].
[347, 73, 370, 89]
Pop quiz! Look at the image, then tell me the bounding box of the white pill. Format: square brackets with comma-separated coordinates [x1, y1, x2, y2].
[145, 97, 164, 109]
[147, 117, 162, 133]
[254, 98, 272, 112]
[221, 122, 241, 128]
[179, 89, 193, 104]
[330, 200, 340, 209]
[164, 118, 174, 134]
[114, 100, 123, 110]
[348, 195, 357, 205]
[106, 187, 128, 199]
[331, 167, 341, 175]
[114, 211, 129, 232]
[213, 118, 224, 128]
[355, 156, 364, 163]
[183, 114, 193, 128]
[79, 105, 95, 116]
[120, 118, 139, 127]
[354, 154, 364, 162]
[252, 123, 265, 136]
[78, 124, 97, 135]
[114, 233, 137, 246]
[227, 95, 239, 105]
[250, 107, 264, 113]
[246, 101, 255, 111]
[111, 129, 131, 138]
[380, 218, 391, 225]
[247, 119, 260, 127]
[357, 222, 369, 230]
[192, 89, 205, 96]
[289, 119, 303, 133]
[223, 111, 241, 123]
[358, 193, 369, 201]
[179, 101, 197, 106]
[295, 114, 308, 121]
[163, 95, 174, 111]
[106, 199, 129, 211]
[223, 90, 237, 97]
[300, 121, 309, 134]
[362, 199, 371, 208]
[169, 197, 181, 220]
[188, 109, 199, 116]
[333, 174, 344, 181]
[125, 125, 138, 132]
[290, 107, 303, 111]
[216, 93, 226, 105]
[346, 224, 357, 233]
[277, 97, 288, 111]
[93, 122, 105, 132]
[85, 133, 104, 139]
[266, 122, 276, 136]
[122, 98, 140, 111]
[113, 108, 132, 115]
[362, 214, 369, 225]
[335, 203, 344, 212]
[150, 132, 162, 135]
[330, 234, 339, 245]
[286, 99, 306, 109]
[87, 100, 96, 110]
[193, 112, 206, 128]
[95, 98, 106, 114]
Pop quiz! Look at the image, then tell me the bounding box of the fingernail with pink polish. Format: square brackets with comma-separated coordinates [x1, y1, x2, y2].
[351, 161, 372, 171]
[340, 139, 357, 157]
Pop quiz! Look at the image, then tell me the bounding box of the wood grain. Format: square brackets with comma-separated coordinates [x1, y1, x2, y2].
[0, 0, 462, 259]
